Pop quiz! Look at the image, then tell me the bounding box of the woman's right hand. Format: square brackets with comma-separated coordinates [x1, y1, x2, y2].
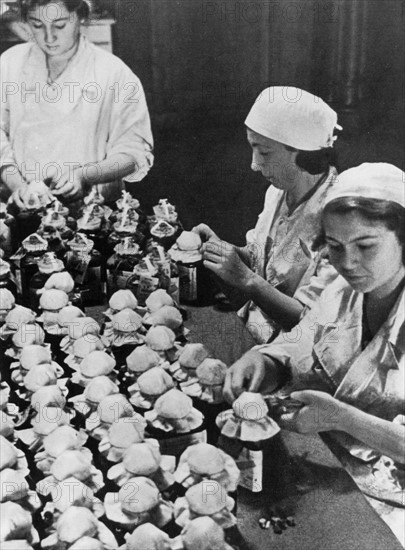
[223, 350, 280, 403]
[9, 180, 54, 209]
[192, 223, 219, 242]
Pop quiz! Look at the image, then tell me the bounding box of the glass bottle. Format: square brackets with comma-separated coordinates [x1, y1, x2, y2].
[64, 233, 104, 308]
[106, 237, 140, 297]
[126, 257, 159, 307]
[17, 233, 49, 304]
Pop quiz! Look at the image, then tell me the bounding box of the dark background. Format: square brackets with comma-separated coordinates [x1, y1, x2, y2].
[6, 0, 405, 243]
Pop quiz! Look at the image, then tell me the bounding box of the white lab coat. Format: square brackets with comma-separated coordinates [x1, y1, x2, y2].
[0, 36, 153, 201]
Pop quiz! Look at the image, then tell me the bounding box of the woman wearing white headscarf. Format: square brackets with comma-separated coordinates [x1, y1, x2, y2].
[224, 163, 405, 545]
[194, 86, 342, 344]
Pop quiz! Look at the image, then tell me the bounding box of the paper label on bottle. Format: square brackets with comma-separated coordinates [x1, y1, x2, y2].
[178, 264, 197, 302]
[237, 448, 263, 492]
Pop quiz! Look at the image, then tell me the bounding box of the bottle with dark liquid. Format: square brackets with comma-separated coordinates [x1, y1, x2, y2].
[64, 233, 104, 307]
[106, 237, 140, 297]
[16, 233, 49, 304]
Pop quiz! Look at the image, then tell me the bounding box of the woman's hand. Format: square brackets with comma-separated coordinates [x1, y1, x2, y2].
[192, 223, 219, 242]
[202, 237, 255, 289]
[279, 390, 344, 433]
[9, 180, 53, 209]
[52, 167, 84, 201]
[223, 350, 280, 403]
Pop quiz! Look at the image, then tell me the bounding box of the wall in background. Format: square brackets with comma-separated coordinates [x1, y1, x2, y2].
[104, 0, 404, 133]
[97, 0, 403, 242]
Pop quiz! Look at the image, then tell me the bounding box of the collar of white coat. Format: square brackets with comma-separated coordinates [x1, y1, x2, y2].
[22, 34, 89, 80]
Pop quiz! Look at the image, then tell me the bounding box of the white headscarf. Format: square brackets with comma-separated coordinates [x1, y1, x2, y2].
[245, 86, 342, 151]
[325, 163, 405, 208]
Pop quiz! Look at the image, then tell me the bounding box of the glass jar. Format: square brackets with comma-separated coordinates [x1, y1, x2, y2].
[176, 258, 213, 306]
[64, 233, 104, 307]
[126, 258, 159, 307]
[17, 233, 49, 303]
[76, 204, 109, 255]
[106, 238, 140, 297]
[107, 223, 145, 257]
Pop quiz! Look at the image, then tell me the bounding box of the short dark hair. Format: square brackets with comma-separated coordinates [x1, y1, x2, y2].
[314, 196, 405, 263]
[285, 145, 338, 175]
[20, 0, 90, 20]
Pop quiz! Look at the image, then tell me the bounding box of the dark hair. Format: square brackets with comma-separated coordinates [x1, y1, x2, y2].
[20, 0, 89, 20]
[285, 145, 338, 175]
[314, 196, 405, 263]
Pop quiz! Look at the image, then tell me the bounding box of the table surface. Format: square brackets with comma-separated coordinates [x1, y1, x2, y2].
[185, 306, 403, 550]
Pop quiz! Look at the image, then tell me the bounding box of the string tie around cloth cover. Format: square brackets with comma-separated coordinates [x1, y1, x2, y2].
[174, 480, 236, 530]
[216, 392, 280, 442]
[174, 443, 240, 492]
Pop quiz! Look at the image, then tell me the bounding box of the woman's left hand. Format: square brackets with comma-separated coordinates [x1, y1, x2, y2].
[279, 390, 344, 433]
[52, 166, 84, 201]
[202, 237, 254, 289]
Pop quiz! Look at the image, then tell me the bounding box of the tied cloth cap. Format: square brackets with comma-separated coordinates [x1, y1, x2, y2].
[325, 163, 405, 208]
[245, 86, 342, 150]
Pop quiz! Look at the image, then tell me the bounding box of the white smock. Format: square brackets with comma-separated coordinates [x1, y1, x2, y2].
[0, 35, 153, 201]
